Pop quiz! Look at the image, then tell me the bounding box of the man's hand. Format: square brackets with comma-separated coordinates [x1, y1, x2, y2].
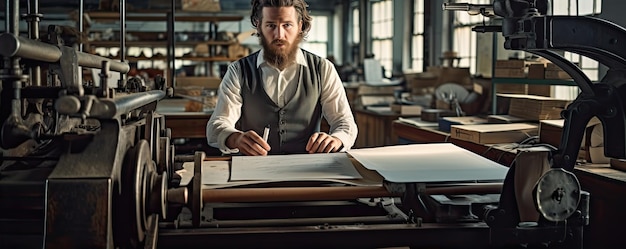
[306, 132, 343, 153]
[226, 131, 271, 156]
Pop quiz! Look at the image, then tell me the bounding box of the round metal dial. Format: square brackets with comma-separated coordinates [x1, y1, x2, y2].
[535, 168, 581, 222]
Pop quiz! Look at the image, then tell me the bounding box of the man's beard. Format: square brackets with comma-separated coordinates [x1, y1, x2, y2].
[260, 34, 302, 69]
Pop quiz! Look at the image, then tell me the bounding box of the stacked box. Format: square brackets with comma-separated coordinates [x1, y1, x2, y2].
[526, 63, 550, 96]
[494, 60, 526, 94]
[539, 118, 601, 162]
[495, 59, 525, 68]
[527, 63, 545, 79]
[494, 60, 525, 78]
[496, 84, 526, 94]
[438, 67, 473, 86]
[545, 63, 572, 79]
[503, 94, 570, 120]
[450, 123, 538, 144]
[404, 71, 438, 95]
[390, 104, 423, 116]
[611, 158, 626, 171]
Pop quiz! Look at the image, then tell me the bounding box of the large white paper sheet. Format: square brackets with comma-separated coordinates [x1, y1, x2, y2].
[231, 153, 362, 181]
[347, 143, 508, 183]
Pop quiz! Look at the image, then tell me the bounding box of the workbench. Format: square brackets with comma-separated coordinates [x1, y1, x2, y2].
[392, 119, 626, 248]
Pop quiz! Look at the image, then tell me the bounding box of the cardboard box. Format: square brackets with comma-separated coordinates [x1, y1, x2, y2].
[545, 63, 561, 70]
[437, 67, 472, 86]
[495, 60, 525, 68]
[538, 119, 567, 149]
[538, 118, 600, 161]
[496, 84, 527, 94]
[390, 103, 423, 116]
[527, 64, 545, 79]
[503, 94, 570, 120]
[450, 123, 538, 144]
[610, 158, 626, 171]
[494, 68, 526, 78]
[438, 116, 488, 132]
[545, 70, 572, 79]
[527, 84, 551, 97]
[405, 71, 439, 94]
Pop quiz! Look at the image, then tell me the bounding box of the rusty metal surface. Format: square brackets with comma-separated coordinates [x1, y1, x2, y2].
[45, 178, 112, 248]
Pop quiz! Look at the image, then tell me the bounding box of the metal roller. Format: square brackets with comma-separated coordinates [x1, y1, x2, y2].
[190, 151, 205, 227]
[0, 33, 130, 73]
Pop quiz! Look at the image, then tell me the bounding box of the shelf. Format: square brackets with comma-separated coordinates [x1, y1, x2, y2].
[176, 56, 237, 62]
[489, 31, 581, 113]
[87, 11, 244, 22]
[90, 40, 236, 48]
[93, 56, 236, 63]
[492, 77, 577, 86]
[85, 10, 245, 79]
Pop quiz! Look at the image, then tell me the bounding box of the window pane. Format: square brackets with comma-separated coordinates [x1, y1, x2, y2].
[371, 0, 393, 77]
[299, 14, 328, 57]
[309, 16, 328, 42]
[411, 0, 425, 72]
[553, 0, 569, 15]
[353, 8, 360, 44]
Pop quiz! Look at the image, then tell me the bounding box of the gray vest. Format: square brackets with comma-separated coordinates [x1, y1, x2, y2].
[238, 50, 323, 154]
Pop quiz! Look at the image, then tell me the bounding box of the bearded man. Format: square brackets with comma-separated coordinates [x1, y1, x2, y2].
[206, 0, 357, 156]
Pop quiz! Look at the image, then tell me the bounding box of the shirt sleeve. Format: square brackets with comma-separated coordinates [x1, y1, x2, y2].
[206, 62, 244, 154]
[318, 58, 358, 151]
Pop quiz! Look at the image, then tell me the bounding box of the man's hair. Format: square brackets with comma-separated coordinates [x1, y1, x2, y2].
[250, 0, 312, 37]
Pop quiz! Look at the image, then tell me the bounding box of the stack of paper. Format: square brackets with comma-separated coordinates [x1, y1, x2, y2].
[347, 143, 508, 183]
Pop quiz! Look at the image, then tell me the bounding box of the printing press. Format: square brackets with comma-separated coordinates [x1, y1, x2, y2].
[1, 0, 626, 248]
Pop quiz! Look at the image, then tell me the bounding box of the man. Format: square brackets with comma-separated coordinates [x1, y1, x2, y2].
[206, 0, 357, 156]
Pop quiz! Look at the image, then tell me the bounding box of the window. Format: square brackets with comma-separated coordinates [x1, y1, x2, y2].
[451, 0, 602, 100]
[371, 0, 393, 78]
[300, 15, 329, 58]
[552, 0, 602, 99]
[353, 6, 360, 45]
[451, 0, 491, 74]
[411, 0, 425, 72]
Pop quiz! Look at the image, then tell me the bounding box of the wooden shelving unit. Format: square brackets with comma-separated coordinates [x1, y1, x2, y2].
[86, 11, 243, 22]
[86, 10, 244, 80]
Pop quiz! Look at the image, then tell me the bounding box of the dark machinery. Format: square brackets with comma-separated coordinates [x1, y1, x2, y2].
[0, 0, 182, 248]
[445, 0, 626, 247]
[0, 0, 624, 248]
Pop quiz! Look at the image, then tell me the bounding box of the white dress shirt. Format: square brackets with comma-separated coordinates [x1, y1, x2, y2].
[206, 49, 358, 153]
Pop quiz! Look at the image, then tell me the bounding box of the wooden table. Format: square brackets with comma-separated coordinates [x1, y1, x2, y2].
[574, 164, 626, 249]
[157, 99, 212, 139]
[164, 112, 211, 139]
[354, 108, 410, 148]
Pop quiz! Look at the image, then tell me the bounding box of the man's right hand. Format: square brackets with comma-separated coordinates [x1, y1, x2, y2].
[226, 131, 271, 156]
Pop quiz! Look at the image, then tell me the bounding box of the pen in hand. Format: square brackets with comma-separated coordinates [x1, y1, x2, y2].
[262, 125, 270, 142]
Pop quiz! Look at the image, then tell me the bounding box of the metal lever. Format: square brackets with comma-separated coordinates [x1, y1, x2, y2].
[442, 3, 495, 17]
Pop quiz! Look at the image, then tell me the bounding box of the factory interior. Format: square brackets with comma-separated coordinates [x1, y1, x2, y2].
[2, 0, 626, 248]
